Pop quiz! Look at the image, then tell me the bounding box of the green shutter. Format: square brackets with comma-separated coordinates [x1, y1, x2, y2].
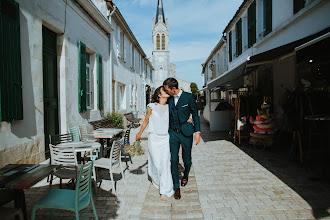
[248, 1, 256, 48]
[235, 18, 242, 57]
[0, 0, 23, 122]
[294, 0, 305, 14]
[264, 0, 272, 36]
[78, 41, 87, 112]
[97, 53, 103, 111]
[229, 31, 232, 62]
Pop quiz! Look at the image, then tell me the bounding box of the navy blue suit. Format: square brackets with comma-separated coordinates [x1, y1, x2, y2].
[168, 91, 200, 189]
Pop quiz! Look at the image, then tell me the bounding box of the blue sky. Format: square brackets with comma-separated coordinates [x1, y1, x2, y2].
[114, 0, 243, 89]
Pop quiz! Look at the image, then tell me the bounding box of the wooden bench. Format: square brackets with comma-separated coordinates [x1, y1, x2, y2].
[124, 112, 141, 128]
[89, 118, 115, 130]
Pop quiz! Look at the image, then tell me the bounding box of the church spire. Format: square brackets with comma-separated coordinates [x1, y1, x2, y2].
[155, 0, 165, 24]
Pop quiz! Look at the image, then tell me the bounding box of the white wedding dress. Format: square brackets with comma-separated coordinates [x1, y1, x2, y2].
[147, 103, 174, 197]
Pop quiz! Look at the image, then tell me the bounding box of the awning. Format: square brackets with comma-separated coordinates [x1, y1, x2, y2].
[207, 60, 247, 90]
[248, 27, 330, 67]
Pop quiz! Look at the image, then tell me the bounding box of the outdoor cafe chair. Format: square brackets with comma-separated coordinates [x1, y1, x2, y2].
[93, 139, 126, 195]
[49, 144, 79, 189]
[68, 126, 81, 142]
[49, 133, 73, 145]
[122, 125, 133, 164]
[31, 161, 98, 220]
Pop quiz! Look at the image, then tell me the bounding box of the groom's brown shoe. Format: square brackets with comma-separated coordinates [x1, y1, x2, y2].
[181, 176, 188, 187]
[174, 188, 181, 200]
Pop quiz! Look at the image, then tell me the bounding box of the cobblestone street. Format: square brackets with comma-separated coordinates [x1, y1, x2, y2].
[5, 120, 327, 219]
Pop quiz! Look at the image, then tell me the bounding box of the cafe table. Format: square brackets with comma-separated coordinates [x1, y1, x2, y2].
[0, 164, 60, 220]
[82, 128, 123, 157]
[57, 141, 101, 161]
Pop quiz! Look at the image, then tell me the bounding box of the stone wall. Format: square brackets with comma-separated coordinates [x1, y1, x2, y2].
[0, 138, 45, 167]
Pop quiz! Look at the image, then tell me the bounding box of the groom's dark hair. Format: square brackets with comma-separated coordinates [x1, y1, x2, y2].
[163, 78, 178, 89]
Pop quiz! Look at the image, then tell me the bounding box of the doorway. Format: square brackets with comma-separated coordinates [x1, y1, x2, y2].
[42, 26, 59, 158]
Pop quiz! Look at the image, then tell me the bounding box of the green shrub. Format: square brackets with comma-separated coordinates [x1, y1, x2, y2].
[103, 111, 124, 128]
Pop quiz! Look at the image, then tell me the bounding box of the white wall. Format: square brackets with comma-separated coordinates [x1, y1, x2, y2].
[0, 0, 112, 165]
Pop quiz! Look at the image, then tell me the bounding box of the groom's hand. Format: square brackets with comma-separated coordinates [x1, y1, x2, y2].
[194, 132, 201, 145]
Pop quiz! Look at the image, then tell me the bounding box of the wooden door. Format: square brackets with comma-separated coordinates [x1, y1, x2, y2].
[42, 26, 59, 158]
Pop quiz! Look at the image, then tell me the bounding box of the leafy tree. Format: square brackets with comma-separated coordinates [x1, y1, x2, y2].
[190, 82, 200, 98]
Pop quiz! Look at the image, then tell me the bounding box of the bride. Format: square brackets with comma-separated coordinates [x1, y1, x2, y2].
[136, 86, 174, 201]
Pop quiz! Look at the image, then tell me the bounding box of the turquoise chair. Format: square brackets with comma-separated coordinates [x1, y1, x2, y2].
[31, 161, 98, 220]
[68, 126, 81, 142]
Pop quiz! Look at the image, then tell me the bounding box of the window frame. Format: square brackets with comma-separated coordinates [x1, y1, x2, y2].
[86, 52, 93, 109]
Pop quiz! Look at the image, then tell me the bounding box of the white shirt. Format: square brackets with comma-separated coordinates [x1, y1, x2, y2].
[174, 89, 182, 106]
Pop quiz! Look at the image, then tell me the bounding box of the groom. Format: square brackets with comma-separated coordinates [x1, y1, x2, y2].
[163, 78, 201, 200]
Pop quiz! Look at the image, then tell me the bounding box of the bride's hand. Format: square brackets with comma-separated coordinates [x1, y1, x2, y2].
[187, 117, 193, 123]
[136, 133, 141, 141]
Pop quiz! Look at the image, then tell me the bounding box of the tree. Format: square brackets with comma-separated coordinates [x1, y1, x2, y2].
[190, 82, 200, 98]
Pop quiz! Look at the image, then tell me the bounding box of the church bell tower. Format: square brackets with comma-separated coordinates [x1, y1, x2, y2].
[152, 0, 175, 88]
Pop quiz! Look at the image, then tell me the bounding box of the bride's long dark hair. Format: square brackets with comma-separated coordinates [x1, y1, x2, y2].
[151, 86, 163, 103]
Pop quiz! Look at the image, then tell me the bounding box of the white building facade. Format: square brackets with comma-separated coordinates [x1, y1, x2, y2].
[0, 0, 153, 166]
[107, 2, 154, 117]
[202, 0, 330, 130]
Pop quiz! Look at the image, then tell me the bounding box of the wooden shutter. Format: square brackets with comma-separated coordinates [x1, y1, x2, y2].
[0, 0, 23, 122]
[229, 31, 232, 62]
[235, 18, 242, 57]
[264, 0, 272, 36]
[78, 41, 87, 112]
[294, 0, 305, 14]
[97, 53, 103, 110]
[248, 0, 256, 48]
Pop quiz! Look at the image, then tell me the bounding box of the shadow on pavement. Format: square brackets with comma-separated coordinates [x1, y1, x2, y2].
[129, 161, 148, 175]
[2, 180, 120, 220]
[200, 115, 330, 219]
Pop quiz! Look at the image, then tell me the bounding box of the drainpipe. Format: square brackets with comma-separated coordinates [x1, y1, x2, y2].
[108, 5, 117, 113]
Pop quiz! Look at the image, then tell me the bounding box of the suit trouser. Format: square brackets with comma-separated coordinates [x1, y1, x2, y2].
[169, 129, 193, 189]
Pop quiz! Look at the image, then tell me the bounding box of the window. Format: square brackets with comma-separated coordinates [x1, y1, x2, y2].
[117, 27, 121, 58]
[145, 62, 148, 79]
[130, 85, 134, 106]
[86, 53, 93, 109]
[235, 18, 242, 57]
[121, 32, 126, 62]
[0, 0, 23, 122]
[140, 56, 143, 76]
[229, 31, 232, 62]
[131, 45, 135, 69]
[294, 0, 305, 14]
[78, 42, 102, 112]
[118, 83, 126, 110]
[263, 0, 272, 36]
[162, 34, 165, 50]
[156, 34, 160, 50]
[248, 0, 256, 47]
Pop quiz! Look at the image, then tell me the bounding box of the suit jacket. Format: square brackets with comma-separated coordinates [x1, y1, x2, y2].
[169, 91, 200, 135]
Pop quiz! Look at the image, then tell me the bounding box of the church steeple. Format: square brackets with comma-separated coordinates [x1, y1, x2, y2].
[155, 0, 165, 24]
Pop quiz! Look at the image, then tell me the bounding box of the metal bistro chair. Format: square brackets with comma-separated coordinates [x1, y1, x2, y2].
[122, 125, 133, 164]
[49, 144, 79, 189]
[93, 139, 126, 195]
[31, 161, 98, 220]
